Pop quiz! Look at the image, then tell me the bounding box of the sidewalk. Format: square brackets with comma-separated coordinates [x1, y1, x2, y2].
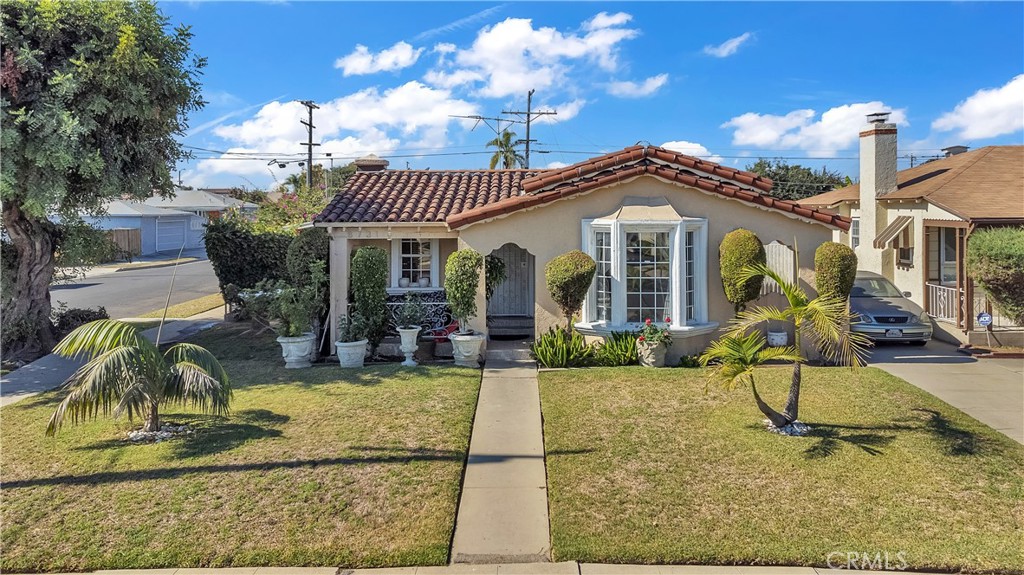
[0, 308, 223, 408]
[57, 248, 208, 281]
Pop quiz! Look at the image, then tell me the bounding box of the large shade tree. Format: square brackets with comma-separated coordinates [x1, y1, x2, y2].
[1, 0, 205, 361]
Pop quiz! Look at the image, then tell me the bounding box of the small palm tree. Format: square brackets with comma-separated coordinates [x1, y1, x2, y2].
[486, 130, 526, 169]
[699, 332, 804, 427]
[46, 320, 231, 436]
[724, 263, 870, 426]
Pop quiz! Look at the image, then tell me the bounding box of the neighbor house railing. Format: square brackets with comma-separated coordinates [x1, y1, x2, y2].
[926, 283, 960, 324]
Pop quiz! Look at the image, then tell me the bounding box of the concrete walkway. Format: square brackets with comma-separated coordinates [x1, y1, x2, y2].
[868, 340, 1024, 444]
[1, 308, 223, 408]
[450, 340, 550, 564]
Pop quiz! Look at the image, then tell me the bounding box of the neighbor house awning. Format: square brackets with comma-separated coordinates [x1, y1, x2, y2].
[873, 215, 913, 248]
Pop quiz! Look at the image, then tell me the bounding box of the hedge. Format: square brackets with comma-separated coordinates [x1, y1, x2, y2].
[720, 229, 766, 312]
[967, 226, 1024, 325]
[814, 242, 858, 300]
[205, 217, 291, 299]
[287, 227, 329, 286]
[351, 246, 389, 354]
[545, 250, 596, 331]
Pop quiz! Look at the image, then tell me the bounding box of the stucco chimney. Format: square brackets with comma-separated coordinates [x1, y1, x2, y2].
[354, 154, 389, 172]
[856, 112, 898, 270]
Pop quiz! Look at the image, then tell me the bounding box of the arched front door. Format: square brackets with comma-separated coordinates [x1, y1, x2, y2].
[487, 243, 535, 337]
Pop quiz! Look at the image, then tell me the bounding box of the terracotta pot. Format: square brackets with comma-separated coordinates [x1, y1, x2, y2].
[278, 333, 316, 369]
[637, 339, 666, 367]
[335, 339, 368, 368]
[450, 332, 485, 367]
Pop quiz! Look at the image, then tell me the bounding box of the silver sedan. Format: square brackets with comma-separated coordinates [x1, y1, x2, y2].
[849, 271, 933, 345]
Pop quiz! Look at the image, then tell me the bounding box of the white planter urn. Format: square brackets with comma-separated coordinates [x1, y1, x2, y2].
[397, 327, 421, 367]
[767, 331, 789, 347]
[335, 339, 368, 368]
[637, 340, 667, 368]
[277, 333, 316, 369]
[450, 332, 485, 368]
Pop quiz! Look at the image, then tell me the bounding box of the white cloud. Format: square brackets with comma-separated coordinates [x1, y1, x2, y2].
[703, 32, 753, 58]
[607, 74, 668, 98]
[545, 161, 570, 169]
[660, 140, 723, 164]
[534, 99, 585, 124]
[932, 74, 1024, 140]
[425, 13, 639, 98]
[335, 41, 423, 76]
[722, 102, 908, 156]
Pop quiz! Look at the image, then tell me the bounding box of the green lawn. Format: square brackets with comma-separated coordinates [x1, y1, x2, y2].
[1, 323, 480, 572]
[540, 366, 1024, 573]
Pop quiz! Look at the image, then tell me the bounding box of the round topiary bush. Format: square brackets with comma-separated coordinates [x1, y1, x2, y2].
[286, 227, 329, 286]
[719, 229, 766, 312]
[967, 226, 1024, 324]
[445, 249, 484, 333]
[814, 241, 858, 300]
[351, 246, 389, 354]
[545, 250, 596, 331]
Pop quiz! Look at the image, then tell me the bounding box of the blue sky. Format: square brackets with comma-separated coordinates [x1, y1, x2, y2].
[162, 1, 1024, 190]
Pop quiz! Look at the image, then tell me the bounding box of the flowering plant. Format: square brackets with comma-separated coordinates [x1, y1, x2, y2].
[637, 317, 673, 347]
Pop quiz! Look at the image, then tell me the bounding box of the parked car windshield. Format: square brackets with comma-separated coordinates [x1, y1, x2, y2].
[851, 277, 904, 298]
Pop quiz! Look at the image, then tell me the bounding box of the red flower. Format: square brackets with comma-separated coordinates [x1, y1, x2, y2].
[645, 318, 652, 325]
[637, 335, 645, 342]
[665, 316, 671, 322]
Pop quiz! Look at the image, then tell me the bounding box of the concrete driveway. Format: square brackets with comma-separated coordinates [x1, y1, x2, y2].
[867, 340, 1023, 444]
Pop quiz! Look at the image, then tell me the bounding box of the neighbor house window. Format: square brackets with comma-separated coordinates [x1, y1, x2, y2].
[389, 239, 439, 289]
[850, 217, 860, 248]
[897, 226, 914, 267]
[580, 213, 712, 336]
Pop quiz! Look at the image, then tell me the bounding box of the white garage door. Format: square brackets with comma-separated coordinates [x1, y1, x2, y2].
[156, 219, 186, 252]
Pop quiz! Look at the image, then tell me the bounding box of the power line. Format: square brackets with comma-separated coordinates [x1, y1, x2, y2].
[503, 89, 556, 168]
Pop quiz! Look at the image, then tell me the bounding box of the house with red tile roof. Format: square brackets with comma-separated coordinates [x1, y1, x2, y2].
[800, 116, 1024, 342]
[315, 146, 849, 361]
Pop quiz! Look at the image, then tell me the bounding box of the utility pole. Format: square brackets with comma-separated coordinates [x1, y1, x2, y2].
[299, 100, 320, 191]
[503, 89, 556, 168]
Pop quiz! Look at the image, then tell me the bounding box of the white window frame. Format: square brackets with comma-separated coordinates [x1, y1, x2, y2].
[850, 217, 860, 249]
[388, 238, 440, 292]
[578, 216, 716, 338]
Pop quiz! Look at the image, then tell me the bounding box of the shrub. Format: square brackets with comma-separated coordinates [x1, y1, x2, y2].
[396, 292, 426, 329]
[814, 241, 858, 300]
[676, 354, 701, 368]
[287, 227, 329, 286]
[444, 249, 484, 333]
[351, 246, 389, 354]
[531, 327, 593, 368]
[545, 250, 596, 330]
[239, 262, 327, 337]
[720, 229, 766, 312]
[484, 254, 508, 302]
[336, 313, 368, 343]
[205, 217, 291, 299]
[593, 331, 638, 367]
[50, 303, 110, 340]
[967, 226, 1024, 324]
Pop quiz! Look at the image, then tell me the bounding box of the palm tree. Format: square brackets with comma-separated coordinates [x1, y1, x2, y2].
[699, 332, 804, 427]
[46, 320, 231, 436]
[723, 263, 870, 426]
[486, 130, 526, 169]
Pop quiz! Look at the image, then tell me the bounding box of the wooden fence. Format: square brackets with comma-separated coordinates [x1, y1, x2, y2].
[105, 228, 142, 258]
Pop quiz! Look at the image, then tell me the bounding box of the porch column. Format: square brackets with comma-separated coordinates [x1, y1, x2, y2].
[474, 253, 489, 340]
[329, 232, 350, 349]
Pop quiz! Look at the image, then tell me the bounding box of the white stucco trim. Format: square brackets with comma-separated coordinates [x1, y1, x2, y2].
[389, 238, 440, 290]
[574, 321, 720, 339]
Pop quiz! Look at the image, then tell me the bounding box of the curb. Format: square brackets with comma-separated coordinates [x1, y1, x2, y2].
[113, 258, 199, 272]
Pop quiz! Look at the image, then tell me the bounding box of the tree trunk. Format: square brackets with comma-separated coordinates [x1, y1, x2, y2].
[750, 379, 791, 428]
[1, 202, 57, 362]
[143, 401, 161, 432]
[783, 361, 801, 422]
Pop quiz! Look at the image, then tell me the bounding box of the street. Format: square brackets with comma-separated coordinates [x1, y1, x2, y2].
[51, 258, 220, 319]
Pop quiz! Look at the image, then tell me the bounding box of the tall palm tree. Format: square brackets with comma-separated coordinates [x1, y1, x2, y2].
[46, 320, 231, 436]
[486, 130, 526, 169]
[724, 263, 870, 426]
[699, 332, 804, 427]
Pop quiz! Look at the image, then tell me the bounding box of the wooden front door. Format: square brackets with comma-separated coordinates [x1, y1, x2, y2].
[488, 244, 534, 317]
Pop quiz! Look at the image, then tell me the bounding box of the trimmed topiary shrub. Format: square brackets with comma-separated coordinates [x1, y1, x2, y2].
[720, 229, 766, 312]
[814, 241, 858, 300]
[967, 226, 1024, 325]
[445, 249, 484, 333]
[351, 246, 389, 355]
[205, 217, 291, 299]
[287, 227, 329, 286]
[545, 250, 596, 331]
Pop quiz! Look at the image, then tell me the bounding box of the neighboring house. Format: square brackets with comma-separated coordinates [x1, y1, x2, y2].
[144, 188, 258, 221]
[800, 115, 1024, 342]
[83, 199, 206, 255]
[314, 147, 848, 362]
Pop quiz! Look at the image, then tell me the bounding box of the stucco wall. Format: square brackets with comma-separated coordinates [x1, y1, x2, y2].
[458, 175, 835, 360]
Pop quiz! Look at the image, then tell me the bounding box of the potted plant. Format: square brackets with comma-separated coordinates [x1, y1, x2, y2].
[444, 249, 485, 367]
[395, 293, 426, 367]
[240, 262, 326, 369]
[335, 313, 369, 368]
[637, 317, 673, 367]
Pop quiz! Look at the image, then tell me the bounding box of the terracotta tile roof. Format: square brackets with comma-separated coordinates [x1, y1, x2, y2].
[447, 145, 850, 231]
[799, 146, 1024, 221]
[314, 170, 538, 224]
